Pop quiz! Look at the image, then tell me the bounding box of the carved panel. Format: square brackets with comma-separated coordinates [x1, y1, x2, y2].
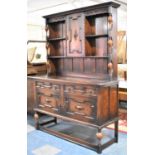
[67, 13, 84, 56]
[64, 85, 97, 97]
[36, 82, 60, 96]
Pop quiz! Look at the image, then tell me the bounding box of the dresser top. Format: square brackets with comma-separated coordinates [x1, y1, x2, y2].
[28, 75, 118, 86]
[43, 1, 120, 18]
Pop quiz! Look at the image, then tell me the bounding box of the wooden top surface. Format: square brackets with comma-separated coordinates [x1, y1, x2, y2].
[43, 1, 120, 18]
[28, 75, 118, 86]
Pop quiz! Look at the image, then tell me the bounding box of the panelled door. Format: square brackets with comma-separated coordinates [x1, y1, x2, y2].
[66, 13, 85, 56]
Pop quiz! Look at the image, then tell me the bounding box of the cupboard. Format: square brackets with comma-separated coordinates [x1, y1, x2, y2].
[28, 2, 120, 153]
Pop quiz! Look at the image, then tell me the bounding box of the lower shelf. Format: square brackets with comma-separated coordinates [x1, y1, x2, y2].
[35, 112, 118, 153]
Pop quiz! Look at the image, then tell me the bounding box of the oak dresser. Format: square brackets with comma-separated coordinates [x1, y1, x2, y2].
[28, 2, 120, 153]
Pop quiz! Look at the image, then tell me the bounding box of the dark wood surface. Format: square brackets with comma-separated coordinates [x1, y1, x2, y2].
[44, 2, 119, 79]
[28, 75, 118, 86]
[28, 1, 120, 153]
[29, 75, 118, 126]
[27, 64, 47, 75]
[43, 2, 120, 19]
[27, 79, 35, 114]
[27, 64, 47, 113]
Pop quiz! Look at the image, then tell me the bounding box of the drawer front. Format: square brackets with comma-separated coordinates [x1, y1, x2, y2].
[64, 85, 97, 97]
[36, 81, 60, 96]
[64, 97, 96, 122]
[37, 95, 60, 113]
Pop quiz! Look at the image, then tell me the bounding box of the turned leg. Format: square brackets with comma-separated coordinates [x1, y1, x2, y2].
[114, 120, 118, 142]
[34, 112, 39, 130]
[53, 117, 57, 124]
[96, 129, 103, 154]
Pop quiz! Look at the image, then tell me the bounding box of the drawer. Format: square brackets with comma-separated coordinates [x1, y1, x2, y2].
[64, 97, 96, 122]
[37, 95, 60, 113]
[64, 85, 97, 97]
[36, 81, 60, 96]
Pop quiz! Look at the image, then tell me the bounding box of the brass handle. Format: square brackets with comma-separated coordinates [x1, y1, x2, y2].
[76, 105, 84, 110]
[43, 85, 52, 88]
[36, 85, 52, 88]
[38, 85, 51, 89]
[38, 104, 45, 108]
[90, 105, 94, 108]
[44, 104, 52, 108]
[45, 98, 51, 102]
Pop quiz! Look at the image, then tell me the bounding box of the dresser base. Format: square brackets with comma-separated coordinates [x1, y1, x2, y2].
[34, 111, 118, 154]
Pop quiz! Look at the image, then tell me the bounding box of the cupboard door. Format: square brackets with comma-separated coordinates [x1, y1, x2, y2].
[67, 13, 84, 56]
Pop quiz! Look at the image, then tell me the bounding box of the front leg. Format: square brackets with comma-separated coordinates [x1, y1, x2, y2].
[34, 112, 39, 130]
[96, 129, 103, 153]
[114, 120, 118, 142]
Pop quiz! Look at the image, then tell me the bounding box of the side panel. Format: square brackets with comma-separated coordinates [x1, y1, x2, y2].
[109, 85, 118, 118]
[97, 84, 118, 125]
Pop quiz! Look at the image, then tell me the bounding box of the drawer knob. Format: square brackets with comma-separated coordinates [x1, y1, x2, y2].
[45, 98, 51, 102]
[43, 85, 52, 88]
[38, 104, 45, 108]
[44, 104, 52, 108]
[90, 105, 94, 108]
[76, 105, 84, 110]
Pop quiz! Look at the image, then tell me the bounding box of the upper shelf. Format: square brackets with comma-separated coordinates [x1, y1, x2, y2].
[85, 34, 108, 38]
[47, 37, 66, 41]
[47, 56, 109, 58]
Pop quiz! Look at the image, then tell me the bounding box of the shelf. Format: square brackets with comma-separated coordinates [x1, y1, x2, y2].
[83, 56, 109, 58]
[85, 34, 108, 38]
[47, 56, 66, 58]
[47, 56, 109, 58]
[47, 37, 66, 41]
